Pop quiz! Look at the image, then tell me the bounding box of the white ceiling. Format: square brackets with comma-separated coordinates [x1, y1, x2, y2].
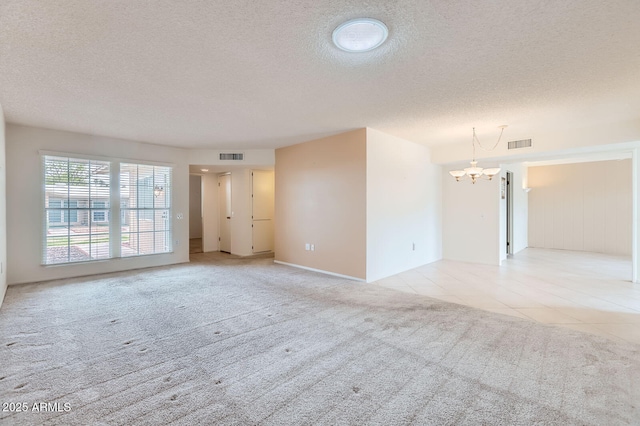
[1, 0, 639, 150]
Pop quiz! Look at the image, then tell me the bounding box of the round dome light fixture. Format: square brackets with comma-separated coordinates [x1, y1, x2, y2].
[332, 18, 388, 52]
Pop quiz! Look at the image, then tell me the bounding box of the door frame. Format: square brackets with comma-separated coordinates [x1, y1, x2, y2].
[506, 171, 514, 256]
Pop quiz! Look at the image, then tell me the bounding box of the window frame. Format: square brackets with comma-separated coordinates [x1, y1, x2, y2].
[41, 152, 175, 266]
[119, 163, 173, 258]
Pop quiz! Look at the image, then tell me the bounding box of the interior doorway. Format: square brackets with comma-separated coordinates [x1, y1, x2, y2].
[218, 173, 232, 253]
[189, 174, 203, 254]
[506, 171, 514, 256]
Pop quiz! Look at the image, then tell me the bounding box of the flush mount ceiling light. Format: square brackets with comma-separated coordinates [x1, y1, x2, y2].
[449, 125, 508, 184]
[332, 18, 388, 52]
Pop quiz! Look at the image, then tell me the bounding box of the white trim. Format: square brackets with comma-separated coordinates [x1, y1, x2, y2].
[632, 148, 639, 283]
[110, 161, 121, 257]
[38, 150, 175, 167]
[41, 155, 174, 265]
[273, 260, 366, 282]
[40, 155, 46, 264]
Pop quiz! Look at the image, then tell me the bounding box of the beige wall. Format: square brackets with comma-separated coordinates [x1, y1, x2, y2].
[275, 129, 367, 280]
[528, 160, 632, 255]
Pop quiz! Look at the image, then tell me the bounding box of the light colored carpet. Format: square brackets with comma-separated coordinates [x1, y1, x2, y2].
[1, 252, 639, 425]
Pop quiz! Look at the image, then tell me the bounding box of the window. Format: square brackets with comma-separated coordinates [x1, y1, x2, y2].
[48, 199, 62, 223]
[91, 201, 108, 222]
[120, 163, 172, 257]
[43, 155, 172, 265]
[43, 156, 111, 264]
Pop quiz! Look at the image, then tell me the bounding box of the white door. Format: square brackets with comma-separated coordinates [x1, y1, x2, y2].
[218, 174, 231, 253]
[252, 170, 274, 253]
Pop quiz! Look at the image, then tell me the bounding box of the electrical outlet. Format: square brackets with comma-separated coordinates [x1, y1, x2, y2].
[311, 244, 315, 251]
[175, 240, 180, 247]
[176, 213, 184, 219]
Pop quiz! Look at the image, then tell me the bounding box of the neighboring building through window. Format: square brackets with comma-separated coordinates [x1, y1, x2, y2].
[43, 155, 172, 265]
[91, 201, 108, 222]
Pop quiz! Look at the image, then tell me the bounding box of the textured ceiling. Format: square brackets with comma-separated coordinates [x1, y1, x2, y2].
[1, 0, 639, 149]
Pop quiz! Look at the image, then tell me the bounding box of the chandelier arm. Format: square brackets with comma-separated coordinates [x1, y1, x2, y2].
[450, 126, 506, 183]
[471, 129, 477, 160]
[473, 126, 505, 152]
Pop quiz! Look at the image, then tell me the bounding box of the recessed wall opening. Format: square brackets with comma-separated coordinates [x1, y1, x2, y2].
[188, 165, 274, 259]
[526, 156, 633, 282]
[189, 174, 203, 255]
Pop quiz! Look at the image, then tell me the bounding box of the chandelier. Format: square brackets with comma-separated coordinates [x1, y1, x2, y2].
[449, 125, 507, 184]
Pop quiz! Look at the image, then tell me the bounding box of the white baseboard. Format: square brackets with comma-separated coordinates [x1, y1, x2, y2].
[273, 261, 366, 282]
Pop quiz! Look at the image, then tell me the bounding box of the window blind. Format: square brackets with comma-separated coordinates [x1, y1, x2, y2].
[42, 156, 173, 265]
[120, 163, 172, 257]
[43, 156, 111, 264]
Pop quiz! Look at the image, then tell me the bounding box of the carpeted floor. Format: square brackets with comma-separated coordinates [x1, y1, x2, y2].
[1, 252, 639, 425]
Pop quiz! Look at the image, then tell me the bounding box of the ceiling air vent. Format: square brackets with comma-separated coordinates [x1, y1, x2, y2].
[507, 139, 532, 150]
[219, 152, 244, 161]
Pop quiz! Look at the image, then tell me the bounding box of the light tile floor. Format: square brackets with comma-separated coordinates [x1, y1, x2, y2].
[189, 238, 203, 254]
[374, 248, 640, 345]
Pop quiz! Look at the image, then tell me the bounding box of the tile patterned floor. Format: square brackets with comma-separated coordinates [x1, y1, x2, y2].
[374, 248, 640, 345]
[189, 238, 203, 254]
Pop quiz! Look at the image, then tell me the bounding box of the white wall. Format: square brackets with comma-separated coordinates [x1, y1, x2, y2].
[528, 160, 632, 255]
[6, 124, 190, 285]
[189, 174, 202, 239]
[442, 164, 501, 265]
[201, 174, 219, 252]
[499, 163, 529, 262]
[0, 104, 6, 306]
[366, 128, 442, 282]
